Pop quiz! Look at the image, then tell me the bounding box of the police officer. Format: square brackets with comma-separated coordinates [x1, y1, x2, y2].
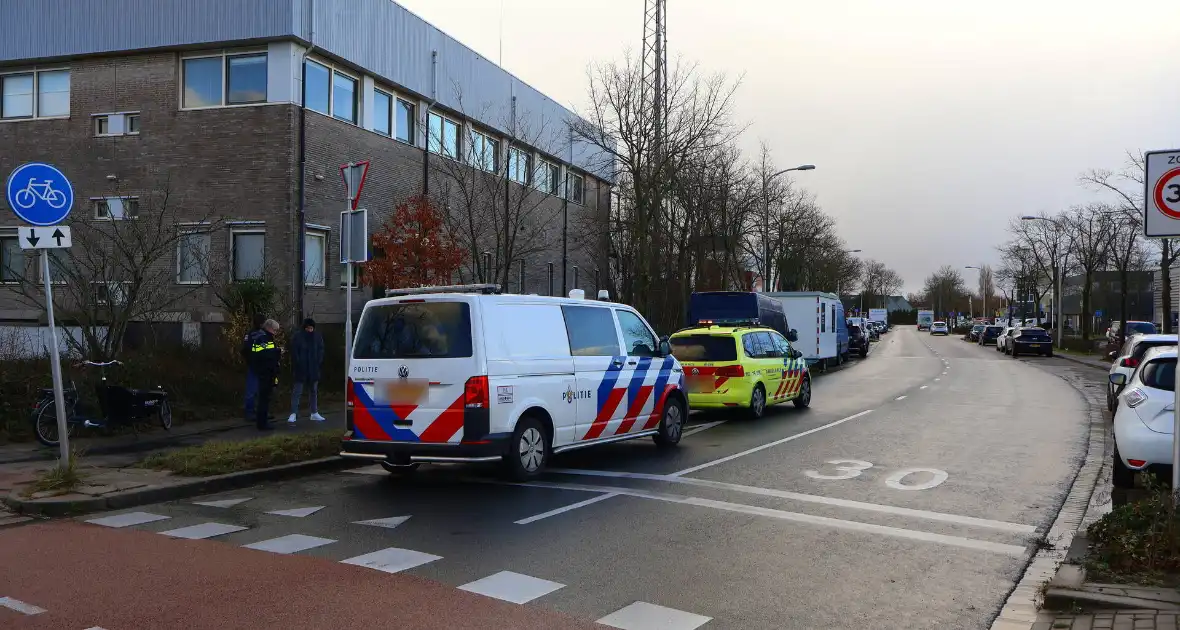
[248, 319, 283, 431]
[241, 313, 266, 419]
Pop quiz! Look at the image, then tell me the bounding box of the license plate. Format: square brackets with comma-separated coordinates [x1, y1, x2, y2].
[1028, 344, 1040, 348]
[687, 375, 715, 394]
[376, 379, 429, 404]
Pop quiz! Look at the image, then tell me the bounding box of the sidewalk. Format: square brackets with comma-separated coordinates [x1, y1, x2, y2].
[1036, 609, 1180, 629]
[1056, 351, 1111, 371]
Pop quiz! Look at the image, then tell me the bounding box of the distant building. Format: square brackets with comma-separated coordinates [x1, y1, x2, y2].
[1060, 270, 1154, 329]
[885, 296, 913, 312]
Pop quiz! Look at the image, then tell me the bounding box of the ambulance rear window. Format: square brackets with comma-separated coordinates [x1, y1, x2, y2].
[353, 302, 473, 359]
[670, 335, 737, 362]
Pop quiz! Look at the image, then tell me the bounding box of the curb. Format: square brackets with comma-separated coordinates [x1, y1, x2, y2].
[1042, 587, 1180, 612]
[0, 422, 247, 465]
[1054, 353, 1110, 372]
[3, 456, 365, 517]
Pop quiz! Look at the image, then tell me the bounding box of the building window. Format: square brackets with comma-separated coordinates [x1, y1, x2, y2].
[1, 73, 33, 118]
[38, 249, 69, 284]
[536, 160, 560, 195]
[340, 263, 362, 288]
[226, 53, 267, 104]
[304, 231, 327, 287]
[37, 70, 70, 117]
[231, 231, 265, 281]
[183, 52, 268, 109]
[468, 129, 498, 172]
[1, 235, 22, 282]
[507, 147, 531, 184]
[567, 172, 584, 205]
[428, 112, 460, 159]
[93, 197, 139, 220]
[373, 89, 392, 136]
[94, 281, 130, 306]
[94, 115, 110, 136]
[304, 60, 330, 115]
[126, 113, 140, 134]
[395, 98, 414, 143]
[177, 231, 211, 284]
[332, 72, 357, 123]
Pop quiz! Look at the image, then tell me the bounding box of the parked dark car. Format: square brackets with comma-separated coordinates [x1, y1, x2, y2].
[1010, 328, 1053, 357]
[978, 325, 1003, 346]
[848, 324, 870, 358]
[966, 324, 985, 342]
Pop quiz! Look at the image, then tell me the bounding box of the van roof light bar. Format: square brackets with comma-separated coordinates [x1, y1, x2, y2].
[385, 283, 501, 297]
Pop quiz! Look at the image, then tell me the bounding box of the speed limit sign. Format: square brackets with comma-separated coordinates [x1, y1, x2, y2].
[1146, 149, 1180, 237]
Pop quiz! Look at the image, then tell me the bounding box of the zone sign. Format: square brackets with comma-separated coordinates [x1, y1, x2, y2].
[1145, 150, 1180, 238]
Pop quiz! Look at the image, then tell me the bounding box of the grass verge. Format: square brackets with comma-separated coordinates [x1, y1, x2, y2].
[138, 430, 340, 477]
[26, 453, 86, 497]
[1085, 483, 1180, 586]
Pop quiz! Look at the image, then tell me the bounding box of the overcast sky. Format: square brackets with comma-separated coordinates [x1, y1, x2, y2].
[397, 0, 1180, 293]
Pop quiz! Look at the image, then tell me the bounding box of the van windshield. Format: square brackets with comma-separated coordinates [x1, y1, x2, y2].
[670, 335, 738, 362]
[353, 302, 473, 359]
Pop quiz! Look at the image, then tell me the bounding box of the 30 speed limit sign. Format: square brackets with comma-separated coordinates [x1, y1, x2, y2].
[1146, 149, 1180, 237]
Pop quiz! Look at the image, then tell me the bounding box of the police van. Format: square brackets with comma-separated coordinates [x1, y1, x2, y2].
[340, 284, 688, 479]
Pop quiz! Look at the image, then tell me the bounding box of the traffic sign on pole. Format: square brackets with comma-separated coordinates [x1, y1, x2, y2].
[1145, 150, 1180, 238]
[340, 161, 370, 210]
[19, 226, 72, 250]
[6, 162, 74, 226]
[339, 209, 369, 263]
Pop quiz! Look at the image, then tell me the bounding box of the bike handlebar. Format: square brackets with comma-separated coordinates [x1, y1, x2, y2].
[74, 360, 123, 368]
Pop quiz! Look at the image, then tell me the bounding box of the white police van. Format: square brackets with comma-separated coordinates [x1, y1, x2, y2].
[340, 284, 688, 479]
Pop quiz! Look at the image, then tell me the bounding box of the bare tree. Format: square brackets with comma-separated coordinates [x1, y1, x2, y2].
[977, 264, 996, 317]
[860, 260, 904, 309]
[1063, 203, 1117, 339]
[922, 265, 967, 320]
[1006, 212, 1072, 326]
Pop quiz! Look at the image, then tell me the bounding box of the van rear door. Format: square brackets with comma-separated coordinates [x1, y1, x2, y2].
[348, 298, 483, 444]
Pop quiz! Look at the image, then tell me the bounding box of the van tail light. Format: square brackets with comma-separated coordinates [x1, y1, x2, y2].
[716, 365, 745, 378]
[465, 376, 490, 409]
[1124, 388, 1148, 408]
[346, 377, 356, 408]
[1120, 357, 1139, 368]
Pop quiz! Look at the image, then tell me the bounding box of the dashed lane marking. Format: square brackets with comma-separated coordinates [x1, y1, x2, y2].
[545, 469, 1036, 533]
[597, 601, 712, 629]
[514, 492, 619, 525]
[86, 511, 170, 528]
[160, 522, 249, 540]
[920, 385, 928, 389]
[341, 547, 441, 573]
[896, 395, 907, 400]
[0, 596, 46, 615]
[458, 570, 565, 604]
[516, 480, 1027, 556]
[681, 419, 727, 438]
[243, 534, 335, 554]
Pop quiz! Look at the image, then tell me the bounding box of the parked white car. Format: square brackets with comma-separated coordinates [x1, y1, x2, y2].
[930, 321, 949, 335]
[1108, 334, 1178, 412]
[1110, 346, 1177, 489]
[996, 327, 1016, 353]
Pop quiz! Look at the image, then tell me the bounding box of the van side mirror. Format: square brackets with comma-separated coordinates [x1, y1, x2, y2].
[789, 349, 802, 360]
[787, 329, 798, 342]
[658, 337, 672, 357]
[1109, 373, 1127, 386]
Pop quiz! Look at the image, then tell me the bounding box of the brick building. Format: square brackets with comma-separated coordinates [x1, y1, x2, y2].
[0, 0, 613, 338]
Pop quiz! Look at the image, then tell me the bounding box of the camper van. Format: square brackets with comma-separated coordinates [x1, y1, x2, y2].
[766, 292, 848, 367]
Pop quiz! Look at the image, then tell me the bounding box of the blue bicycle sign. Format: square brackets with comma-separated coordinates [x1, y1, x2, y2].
[6, 163, 74, 226]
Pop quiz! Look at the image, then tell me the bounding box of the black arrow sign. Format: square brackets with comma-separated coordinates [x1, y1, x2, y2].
[51, 229, 64, 246]
[25, 228, 39, 247]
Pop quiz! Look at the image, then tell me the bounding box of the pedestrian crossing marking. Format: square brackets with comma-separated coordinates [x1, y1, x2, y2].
[458, 570, 564, 604]
[266, 506, 324, 518]
[193, 497, 253, 508]
[352, 515, 411, 529]
[341, 547, 441, 573]
[161, 522, 249, 539]
[0, 596, 46, 615]
[86, 511, 170, 528]
[597, 601, 712, 630]
[243, 534, 335, 554]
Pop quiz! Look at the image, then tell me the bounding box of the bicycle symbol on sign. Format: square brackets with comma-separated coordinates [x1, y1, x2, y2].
[14, 178, 68, 210]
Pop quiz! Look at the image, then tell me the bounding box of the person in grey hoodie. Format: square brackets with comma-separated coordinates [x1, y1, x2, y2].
[288, 318, 326, 424]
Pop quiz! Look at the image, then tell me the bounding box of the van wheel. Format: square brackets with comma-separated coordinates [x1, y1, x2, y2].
[748, 385, 767, 419]
[653, 397, 685, 447]
[793, 377, 811, 409]
[504, 416, 549, 481]
[380, 461, 421, 476]
[1112, 445, 1135, 489]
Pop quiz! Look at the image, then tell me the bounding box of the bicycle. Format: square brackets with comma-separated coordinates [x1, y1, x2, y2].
[31, 360, 171, 447]
[14, 178, 67, 210]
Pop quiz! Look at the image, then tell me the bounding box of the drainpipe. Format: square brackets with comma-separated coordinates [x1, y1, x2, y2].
[422, 51, 438, 197]
[296, 0, 317, 322]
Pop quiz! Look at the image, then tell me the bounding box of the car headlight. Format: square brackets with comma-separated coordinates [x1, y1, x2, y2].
[1124, 387, 1148, 409]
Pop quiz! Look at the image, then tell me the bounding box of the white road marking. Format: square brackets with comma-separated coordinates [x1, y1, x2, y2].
[935, 378, 941, 382]
[458, 570, 565, 604]
[545, 469, 1035, 533]
[353, 515, 411, 529]
[884, 468, 950, 491]
[243, 534, 335, 554]
[0, 596, 46, 615]
[161, 522, 248, 539]
[920, 385, 928, 390]
[341, 547, 441, 573]
[681, 419, 727, 438]
[598, 601, 712, 630]
[86, 511, 170, 528]
[193, 497, 252, 508]
[803, 459, 874, 480]
[896, 395, 907, 400]
[671, 410, 873, 476]
[514, 492, 619, 524]
[266, 506, 324, 518]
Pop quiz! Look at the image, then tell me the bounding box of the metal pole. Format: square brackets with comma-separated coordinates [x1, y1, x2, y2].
[573, 265, 579, 290]
[547, 262, 554, 297]
[344, 196, 353, 418]
[1175, 335, 1180, 493]
[1057, 264, 1063, 349]
[518, 259, 524, 294]
[42, 250, 69, 464]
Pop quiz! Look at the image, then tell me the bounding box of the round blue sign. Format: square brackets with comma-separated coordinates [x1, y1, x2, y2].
[6, 162, 74, 226]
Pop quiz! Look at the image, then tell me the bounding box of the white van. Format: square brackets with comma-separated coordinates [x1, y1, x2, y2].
[340, 285, 688, 479]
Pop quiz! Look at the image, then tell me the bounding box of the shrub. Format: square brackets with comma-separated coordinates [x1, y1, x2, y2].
[1087, 483, 1180, 583]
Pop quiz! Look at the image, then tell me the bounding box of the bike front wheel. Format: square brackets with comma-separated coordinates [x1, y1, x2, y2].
[33, 401, 76, 447]
[158, 399, 172, 430]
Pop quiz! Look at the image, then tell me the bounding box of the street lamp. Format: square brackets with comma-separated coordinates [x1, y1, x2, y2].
[965, 265, 986, 323]
[762, 164, 816, 290]
[1020, 216, 1064, 349]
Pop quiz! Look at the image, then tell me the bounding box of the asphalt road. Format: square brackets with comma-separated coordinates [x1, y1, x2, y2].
[0, 328, 1097, 630]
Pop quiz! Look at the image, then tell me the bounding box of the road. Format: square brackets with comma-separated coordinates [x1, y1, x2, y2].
[0, 328, 1098, 630]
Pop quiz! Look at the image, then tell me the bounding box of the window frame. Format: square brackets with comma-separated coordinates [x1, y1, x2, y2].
[508, 147, 531, 185]
[339, 262, 362, 289]
[330, 68, 359, 124]
[0, 233, 23, 283]
[566, 171, 585, 205]
[91, 196, 140, 221]
[37, 249, 69, 284]
[468, 128, 499, 172]
[0, 68, 70, 121]
[395, 98, 415, 144]
[126, 112, 140, 134]
[303, 229, 328, 287]
[372, 88, 393, 137]
[180, 50, 268, 111]
[230, 228, 266, 282]
[427, 111, 462, 160]
[93, 280, 132, 307]
[561, 304, 623, 357]
[176, 228, 213, 285]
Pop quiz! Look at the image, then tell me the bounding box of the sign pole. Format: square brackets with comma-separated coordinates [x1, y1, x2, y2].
[41, 249, 70, 463]
[344, 197, 353, 417]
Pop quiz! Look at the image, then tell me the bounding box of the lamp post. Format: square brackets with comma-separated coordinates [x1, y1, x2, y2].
[762, 164, 816, 291]
[965, 265, 986, 323]
[1020, 216, 1064, 349]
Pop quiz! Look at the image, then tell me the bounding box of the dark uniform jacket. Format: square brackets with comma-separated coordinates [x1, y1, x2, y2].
[290, 330, 324, 382]
[248, 329, 282, 382]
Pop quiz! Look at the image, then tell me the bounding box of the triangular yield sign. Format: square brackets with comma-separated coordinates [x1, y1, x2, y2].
[193, 497, 252, 508]
[266, 506, 325, 518]
[352, 515, 411, 530]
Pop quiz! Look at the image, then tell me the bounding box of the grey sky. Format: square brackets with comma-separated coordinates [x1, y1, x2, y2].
[397, 0, 1180, 293]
